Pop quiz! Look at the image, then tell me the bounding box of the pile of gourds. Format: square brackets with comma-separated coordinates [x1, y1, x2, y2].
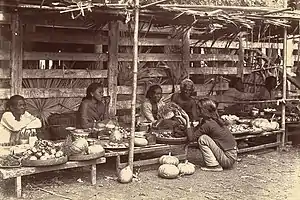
[158, 153, 195, 179]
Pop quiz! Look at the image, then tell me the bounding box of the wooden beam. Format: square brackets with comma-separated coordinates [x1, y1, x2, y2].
[22, 69, 108, 79]
[118, 53, 182, 61]
[191, 54, 239, 61]
[23, 52, 108, 61]
[10, 13, 23, 96]
[0, 88, 11, 99]
[24, 31, 108, 45]
[0, 50, 10, 60]
[107, 21, 119, 116]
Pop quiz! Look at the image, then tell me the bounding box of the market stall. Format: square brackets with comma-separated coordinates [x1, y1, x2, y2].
[1, 0, 300, 198]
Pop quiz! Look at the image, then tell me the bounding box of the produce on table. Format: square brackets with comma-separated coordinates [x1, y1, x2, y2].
[158, 164, 180, 179]
[134, 137, 148, 147]
[109, 127, 123, 143]
[23, 139, 65, 161]
[251, 118, 280, 131]
[103, 142, 129, 149]
[158, 102, 189, 126]
[229, 124, 252, 133]
[118, 165, 133, 183]
[221, 115, 239, 125]
[159, 153, 179, 166]
[177, 160, 195, 175]
[87, 145, 105, 154]
[0, 155, 20, 167]
[69, 138, 89, 155]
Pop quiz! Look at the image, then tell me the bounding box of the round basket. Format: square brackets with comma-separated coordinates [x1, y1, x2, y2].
[68, 151, 105, 161]
[21, 156, 68, 167]
[71, 130, 90, 140]
[156, 136, 188, 145]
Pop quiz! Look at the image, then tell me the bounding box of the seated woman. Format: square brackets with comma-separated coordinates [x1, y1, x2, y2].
[77, 83, 109, 129]
[0, 95, 42, 145]
[186, 98, 237, 172]
[139, 85, 189, 137]
[171, 78, 198, 121]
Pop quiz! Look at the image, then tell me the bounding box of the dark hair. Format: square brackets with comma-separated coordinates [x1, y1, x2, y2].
[145, 85, 162, 99]
[265, 76, 277, 90]
[198, 98, 225, 127]
[85, 82, 103, 100]
[6, 95, 25, 111]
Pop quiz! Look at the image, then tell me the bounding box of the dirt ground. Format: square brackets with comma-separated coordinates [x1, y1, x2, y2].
[1, 146, 300, 200]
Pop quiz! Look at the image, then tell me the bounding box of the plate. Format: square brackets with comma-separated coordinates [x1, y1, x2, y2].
[65, 127, 76, 131]
[69, 152, 105, 161]
[22, 156, 68, 167]
[156, 136, 188, 144]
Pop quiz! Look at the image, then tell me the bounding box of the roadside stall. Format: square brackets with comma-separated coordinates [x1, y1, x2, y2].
[1, 0, 300, 198]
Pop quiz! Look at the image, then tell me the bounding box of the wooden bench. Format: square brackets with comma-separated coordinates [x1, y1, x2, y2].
[0, 157, 106, 198]
[104, 144, 187, 172]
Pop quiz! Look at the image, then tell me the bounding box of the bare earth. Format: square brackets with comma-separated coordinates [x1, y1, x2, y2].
[1, 146, 300, 200]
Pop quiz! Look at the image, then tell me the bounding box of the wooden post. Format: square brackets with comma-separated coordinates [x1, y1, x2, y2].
[238, 37, 245, 80]
[128, 0, 140, 172]
[107, 21, 119, 116]
[182, 28, 190, 70]
[95, 31, 103, 69]
[10, 13, 23, 96]
[15, 176, 22, 198]
[91, 164, 96, 185]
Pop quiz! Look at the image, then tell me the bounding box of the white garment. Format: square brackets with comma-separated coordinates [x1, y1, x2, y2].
[0, 111, 42, 144]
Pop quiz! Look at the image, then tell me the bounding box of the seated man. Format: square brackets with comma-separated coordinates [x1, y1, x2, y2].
[218, 77, 257, 113]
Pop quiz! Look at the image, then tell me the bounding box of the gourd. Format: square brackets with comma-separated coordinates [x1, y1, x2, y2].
[178, 160, 195, 175]
[159, 152, 179, 166]
[134, 138, 148, 146]
[69, 138, 88, 155]
[158, 164, 179, 179]
[87, 145, 105, 154]
[118, 165, 133, 183]
[269, 121, 280, 130]
[110, 127, 123, 143]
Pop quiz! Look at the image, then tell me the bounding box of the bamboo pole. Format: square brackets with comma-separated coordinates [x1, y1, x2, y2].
[128, 0, 140, 171]
[282, 0, 288, 146]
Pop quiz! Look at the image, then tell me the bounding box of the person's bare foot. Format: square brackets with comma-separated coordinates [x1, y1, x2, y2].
[200, 165, 223, 172]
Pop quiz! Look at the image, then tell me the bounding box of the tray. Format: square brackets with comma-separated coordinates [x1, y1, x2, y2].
[69, 151, 105, 161]
[22, 156, 68, 167]
[103, 143, 129, 150]
[156, 136, 188, 144]
[0, 163, 21, 168]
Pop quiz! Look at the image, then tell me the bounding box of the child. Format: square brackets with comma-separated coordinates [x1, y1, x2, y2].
[0, 95, 42, 145]
[186, 98, 237, 171]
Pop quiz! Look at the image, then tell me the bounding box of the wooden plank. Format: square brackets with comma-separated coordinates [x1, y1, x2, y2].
[10, 13, 23, 95]
[107, 21, 119, 116]
[0, 88, 11, 99]
[0, 68, 10, 79]
[15, 176, 21, 198]
[24, 31, 108, 45]
[191, 54, 239, 61]
[237, 142, 280, 154]
[119, 38, 181, 46]
[23, 52, 108, 61]
[189, 67, 251, 75]
[95, 40, 104, 69]
[22, 69, 108, 79]
[91, 164, 96, 185]
[182, 29, 191, 69]
[118, 53, 182, 61]
[0, 157, 106, 179]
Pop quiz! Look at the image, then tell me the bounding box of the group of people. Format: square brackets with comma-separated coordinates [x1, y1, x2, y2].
[0, 75, 277, 172]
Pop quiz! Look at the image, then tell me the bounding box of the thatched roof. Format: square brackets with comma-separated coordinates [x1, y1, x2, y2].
[1, 0, 300, 41]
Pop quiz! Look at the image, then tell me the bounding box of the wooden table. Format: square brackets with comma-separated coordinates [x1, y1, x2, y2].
[104, 143, 187, 172]
[0, 157, 106, 198]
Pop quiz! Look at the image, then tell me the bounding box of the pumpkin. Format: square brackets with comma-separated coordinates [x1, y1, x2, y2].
[110, 127, 123, 143]
[178, 160, 195, 175]
[251, 118, 269, 128]
[158, 164, 179, 179]
[69, 138, 88, 155]
[159, 152, 179, 166]
[87, 145, 105, 155]
[134, 138, 148, 146]
[118, 165, 133, 183]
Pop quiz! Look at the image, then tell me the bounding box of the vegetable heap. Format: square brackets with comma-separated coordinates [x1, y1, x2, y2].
[23, 140, 64, 161]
